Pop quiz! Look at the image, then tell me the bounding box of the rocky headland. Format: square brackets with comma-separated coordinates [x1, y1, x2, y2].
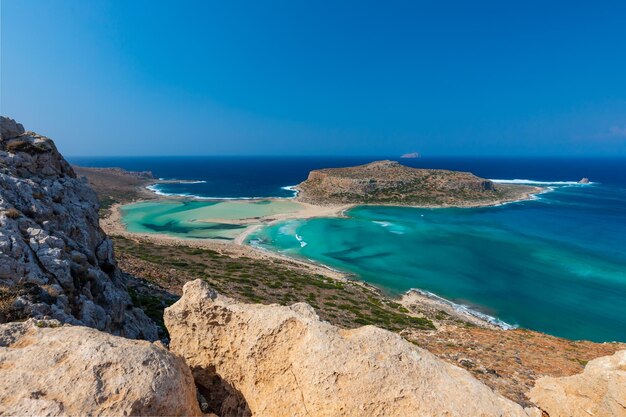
[72, 165, 158, 212]
[1, 117, 624, 416]
[295, 160, 541, 206]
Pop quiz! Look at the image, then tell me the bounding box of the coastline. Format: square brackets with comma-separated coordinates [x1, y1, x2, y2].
[401, 289, 514, 330]
[102, 202, 348, 281]
[93, 171, 626, 405]
[100, 177, 550, 331]
[104, 191, 536, 330]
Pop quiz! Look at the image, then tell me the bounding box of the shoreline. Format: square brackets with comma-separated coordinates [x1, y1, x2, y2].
[104, 194, 532, 330]
[98, 176, 555, 332]
[401, 289, 514, 330]
[102, 202, 349, 281]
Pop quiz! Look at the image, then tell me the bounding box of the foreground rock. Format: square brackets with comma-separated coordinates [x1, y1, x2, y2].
[0, 116, 157, 339]
[529, 349, 626, 417]
[295, 160, 540, 206]
[165, 279, 535, 417]
[0, 319, 201, 416]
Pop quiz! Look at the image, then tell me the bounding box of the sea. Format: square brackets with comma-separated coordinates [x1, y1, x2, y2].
[69, 156, 626, 342]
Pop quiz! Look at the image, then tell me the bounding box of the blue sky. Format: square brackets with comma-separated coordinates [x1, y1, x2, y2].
[1, 0, 625, 156]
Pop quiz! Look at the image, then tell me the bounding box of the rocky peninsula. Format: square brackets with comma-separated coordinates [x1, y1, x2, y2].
[2, 117, 624, 417]
[295, 160, 541, 206]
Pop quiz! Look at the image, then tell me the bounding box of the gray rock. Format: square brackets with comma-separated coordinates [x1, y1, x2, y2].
[0, 116, 158, 340]
[0, 116, 25, 140]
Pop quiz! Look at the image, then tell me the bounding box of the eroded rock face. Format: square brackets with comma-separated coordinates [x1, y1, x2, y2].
[529, 349, 626, 417]
[165, 279, 534, 417]
[0, 116, 157, 339]
[0, 319, 201, 416]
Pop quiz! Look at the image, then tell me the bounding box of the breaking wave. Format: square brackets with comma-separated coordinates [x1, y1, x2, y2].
[490, 179, 595, 186]
[280, 185, 299, 198]
[407, 288, 516, 330]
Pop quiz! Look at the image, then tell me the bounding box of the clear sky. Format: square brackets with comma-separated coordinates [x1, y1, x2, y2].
[1, 0, 625, 156]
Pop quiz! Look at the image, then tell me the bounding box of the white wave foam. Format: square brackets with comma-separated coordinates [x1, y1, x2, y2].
[280, 185, 299, 198]
[146, 183, 298, 200]
[373, 220, 408, 235]
[156, 178, 207, 184]
[373, 220, 392, 227]
[295, 233, 308, 248]
[146, 185, 272, 200]
[407, 288, 516, 330]
[490, 179, 595, 186]
[145, 184, 172, 196]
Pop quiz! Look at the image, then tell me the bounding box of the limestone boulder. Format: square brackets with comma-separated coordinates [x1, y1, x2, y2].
[165, 279, 534, 417]
[529, 349, 626, 417]
[0, 319, 202, 416]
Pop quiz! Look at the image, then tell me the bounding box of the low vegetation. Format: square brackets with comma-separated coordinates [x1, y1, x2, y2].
[0, 283, 53, 323]
[112, 235, 435, 333]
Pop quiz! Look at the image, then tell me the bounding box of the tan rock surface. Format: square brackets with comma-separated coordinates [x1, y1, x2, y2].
[529, 349, 626, 417]
[165, 279, 534, 417]
[0, 319, 202, 417]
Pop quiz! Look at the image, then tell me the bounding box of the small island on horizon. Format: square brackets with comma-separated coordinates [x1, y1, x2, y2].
[400, 152, 421, 158]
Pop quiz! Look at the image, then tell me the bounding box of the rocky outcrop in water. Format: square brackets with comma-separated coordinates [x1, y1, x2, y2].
[295, 160, 536, 206]
[165, 279, 536, 417]
[529, 349, 626, 417]
[0, 319, 201, 416]
[0, 116, 157, 339]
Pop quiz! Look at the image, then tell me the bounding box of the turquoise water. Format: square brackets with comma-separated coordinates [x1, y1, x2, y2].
[121, 199, 301, 240]
[249, 184, 626, 342]
[101, 156, 626, 342]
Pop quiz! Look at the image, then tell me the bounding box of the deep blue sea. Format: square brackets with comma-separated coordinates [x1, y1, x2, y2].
[70, 156, 626, 198]
[69, 156, 626, 342]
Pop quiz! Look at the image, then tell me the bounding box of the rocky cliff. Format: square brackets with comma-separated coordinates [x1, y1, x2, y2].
[296, 160, 538, 206]
[0, 116, 157, 339]
[165, 279, 536, 417]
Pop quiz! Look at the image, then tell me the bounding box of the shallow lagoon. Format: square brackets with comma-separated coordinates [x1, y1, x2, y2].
[121, 199, 301, 240]
[249, 185, 626, 342]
